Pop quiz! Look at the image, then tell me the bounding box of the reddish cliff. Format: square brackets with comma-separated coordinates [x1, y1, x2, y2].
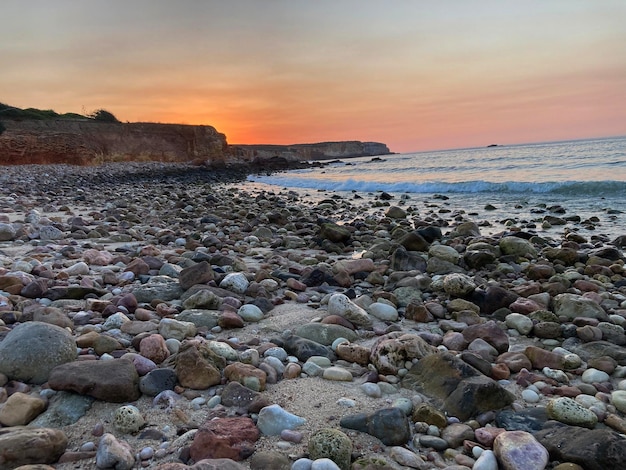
[0, 119, 228, 165]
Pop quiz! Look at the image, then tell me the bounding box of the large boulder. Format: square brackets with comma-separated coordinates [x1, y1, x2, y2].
[402, 352, 514, 421]
[0, 427, 67, 469]
[0, 321, 77, 384]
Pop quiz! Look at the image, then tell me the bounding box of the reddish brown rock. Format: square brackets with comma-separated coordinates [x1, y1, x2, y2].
[190, 417, 259, 462]
[0, 392, 46, 426]
[48, 359, 140, 402]
[462, 320, 509, 354]
[138, 333, 169, 364]
[496, 351, 533, 373]
[218, 311, 245, 329]
[509, 297, 544, 315]
[524, 346, 565, 370]
[179, 261, 214, 291]
[174, 340, 225, 390]
[0, 427, 68, 469]
[124, 258, 151, 276]
[336, 343, 371, 366]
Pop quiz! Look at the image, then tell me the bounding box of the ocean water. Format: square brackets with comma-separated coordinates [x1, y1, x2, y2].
[247, 136, 626, 240]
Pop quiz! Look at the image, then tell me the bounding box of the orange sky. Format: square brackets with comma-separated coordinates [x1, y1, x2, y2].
[2, 1, 625, 153]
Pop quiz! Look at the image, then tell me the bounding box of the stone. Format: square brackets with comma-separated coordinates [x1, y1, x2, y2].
[308, 428, 352, 470]
[237, 304, 264, 322]
[340, 407, 410, 446]
[0, 321, 77, 384]
[158, 317, 197, 341]
[493, 431, 549, 470]
[219, 272, 249, 294]
[139, 334, 170, 364]
[390, 246, 427, 271]
[0, 223, 16, 241]
[113, 405, 145, 434]
[131, 281, 183, 303]
[224, 362, 267, 392]
[256, 404, 306, 436]
[402, 352, 514, 421]
[190, 417, 259, 461]
[495, 408, 549, 433]
[177, 309, 219, 329]
[30, 392, 94, 427]
[295, 323, 357, 346]
[412, 403, 447, 428]
[553, 293, 609, 321]
[283, 335, 335, 362]
[473, 449, 498, 470]
[535, 426, 626, 470]
[323, 366, 353, 382]
[443, 273, 476, 297]
[320, 222, 351, 243]
[336, 343, 370, 365]
[39, 225, 64, 241]
[172, 340, 225, 390]
[0, 427, 68, 469]
[462, 320, 509, 354]
[139, 368, 177, 396]
[611, 390, 626, 413]
[370, 333, 438, 375]
[220, 381, 261, 409]
[0, 392, 46, 426]
[182, 288, 222, 310]
[367, 302, 399, 322]
[327, 293, 373, 329]
[389, 446, 428, 468]
[48, 358, 140, 402]
[398, 231, 430, 251]
[441, 422, 475, 448]
[499, 236, 537, 258]
[505, 313, 534, 335]
[249, 451, 291, 470]
[179, 261, 214, 290]
[95, 433, 135, 470]
[546, 397, 598, 428]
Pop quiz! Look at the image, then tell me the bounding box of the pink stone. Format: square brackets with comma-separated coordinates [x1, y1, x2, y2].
[475, 426, 506, 447]
[509, 297, 543, 315]
[139, 334, 170, 364]
[190, 417, 259, 461]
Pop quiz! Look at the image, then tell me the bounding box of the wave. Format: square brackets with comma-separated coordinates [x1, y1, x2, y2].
[247, 175, 626, 196]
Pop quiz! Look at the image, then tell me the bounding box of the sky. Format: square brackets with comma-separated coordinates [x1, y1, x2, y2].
[2, 1, 626, 153]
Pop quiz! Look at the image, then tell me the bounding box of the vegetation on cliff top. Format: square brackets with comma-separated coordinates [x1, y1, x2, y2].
[0, 102, 119, 123]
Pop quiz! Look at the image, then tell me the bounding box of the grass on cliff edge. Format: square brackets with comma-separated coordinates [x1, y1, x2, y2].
[0, 102, 119, 123]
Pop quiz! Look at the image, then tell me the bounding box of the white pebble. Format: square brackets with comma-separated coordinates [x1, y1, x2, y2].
[522, 389, 540, 403]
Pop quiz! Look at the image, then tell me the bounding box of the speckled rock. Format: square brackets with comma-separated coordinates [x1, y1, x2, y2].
[370, 333, 438, 375]
[113, 405, 145, 434]
[553, 293, 609, 321]
[308, 428, 352, 470]
[546, 397, 598, 428]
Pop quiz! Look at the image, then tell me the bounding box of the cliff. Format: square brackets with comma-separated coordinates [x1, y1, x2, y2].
[0, 117, 390, 167]
[231, 141, 391, 162]
[0, 119, 228, 166]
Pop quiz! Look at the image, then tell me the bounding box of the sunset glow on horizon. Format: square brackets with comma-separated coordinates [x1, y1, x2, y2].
[2, 1, 625, 153]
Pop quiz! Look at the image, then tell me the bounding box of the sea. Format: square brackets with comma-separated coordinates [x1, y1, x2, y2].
[247, 136, 626, 241]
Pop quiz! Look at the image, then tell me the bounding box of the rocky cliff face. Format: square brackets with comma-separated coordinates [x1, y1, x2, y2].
[232, 141, 391, 162]
[0, 120, 228, 165]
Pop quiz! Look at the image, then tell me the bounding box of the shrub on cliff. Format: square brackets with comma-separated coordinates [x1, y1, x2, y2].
[90, 109, 120, 123]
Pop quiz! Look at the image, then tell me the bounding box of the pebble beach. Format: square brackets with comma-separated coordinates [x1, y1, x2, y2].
[1, 162, 626, 470]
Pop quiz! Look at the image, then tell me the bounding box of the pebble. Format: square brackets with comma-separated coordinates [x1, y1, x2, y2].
[256, 404, 306, 435]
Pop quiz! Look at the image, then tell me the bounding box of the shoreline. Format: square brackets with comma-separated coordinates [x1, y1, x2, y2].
[0, 162, 626, 469]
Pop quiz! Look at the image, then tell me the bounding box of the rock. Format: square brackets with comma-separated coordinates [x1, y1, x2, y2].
[320, 223, 351, 243]
[546, 397, 598, 428]
[402, 352, 514, 421]
[311, 459, 342, 470]
[0, 321, 77, 384]
[172, 340, 225, 390]
[256, 404, 306, 436]
[611, 390, 626, 413]
[495, 408, 549, 433]
[283, 335, 335, 362]
[493, 431, 549, 470]
[535, 425, 626, 470]
[130, 281, 183, 303]
[412, 403, 447, 428]
[553, 293, 609, 321]
[38, 225, 64, 241]
[249, 451, 291, 470]
[462, 320, 509, 354]
[336, 343, 370, 365]
[179, 261, 214, 290]
[139, 368, 177, 396]
[443, 273, 476, 297]
[190, 417, 259, 461]
[0, 223, 16, 241]
[398, 231, 430, 251]
[499, 236, 537, 258]
[471, 286, 518, 315]
[473, 449, 498, 470]
[48, 358, 140, 402]
[385, 206, 406, 219]
[323, 366, 353, 382]
[95, 433, 135, 470]
[220, 272, 250, 294]
[441, 422, 475, 448]
[158, 318, 197, 341]
[224, 362, 267, 392]
[220, 381, 261, 409]
[139, 334, 170, 364]
[370, 333, 438, 375]
[113, 405, 145, 434]
[389, 446, 428, 469]
[177, 309, 219, 329]
[524, 346, 566, 370]
[367, 302, 398, 322]
[30, 392, 94, 427]
[0, 392, 46, 426]
[237, 304, 264, 322]
[390, 246, 427, 271]
[308, 428, 352, 470]
[0, 427, 68, 469]
[183, 288, 222, 310]
[340, 407, 410, 446]
[295, 323, 357, 346]
[327, 293, 373, 329]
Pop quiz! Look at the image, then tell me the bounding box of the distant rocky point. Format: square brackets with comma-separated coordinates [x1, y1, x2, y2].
[0, 104, 390, 166]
